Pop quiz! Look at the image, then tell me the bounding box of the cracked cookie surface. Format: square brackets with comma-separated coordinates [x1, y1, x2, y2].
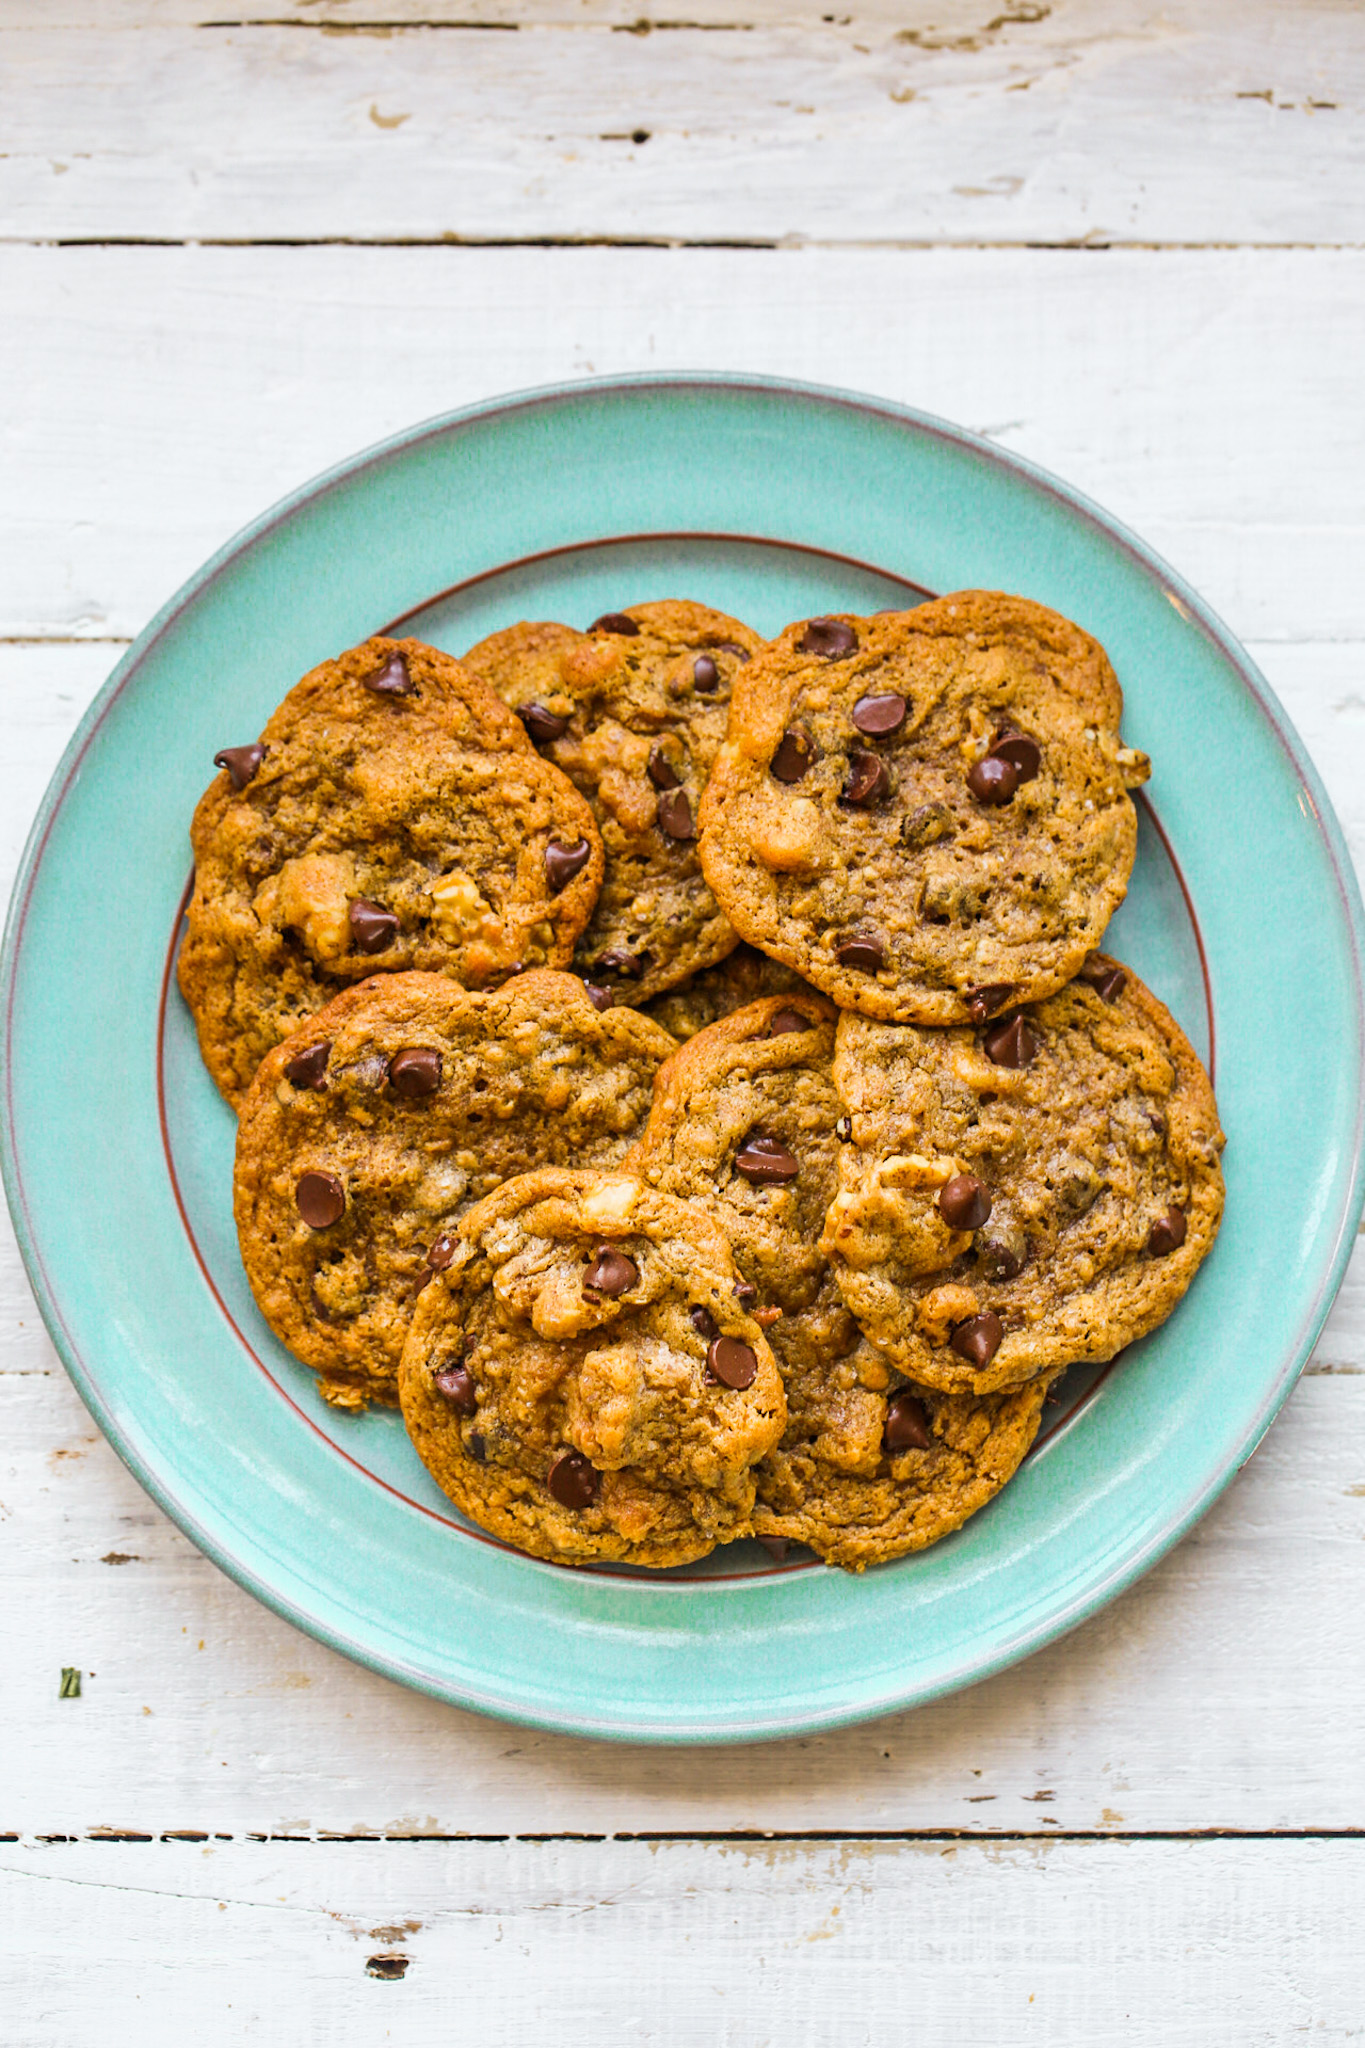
[234, 971, 675, 1410]
[462, 601, 765, 1003]
[698, 592, 1149, 1025]
[398, 1167, 786, 1568]
[824, 954, 1225, 1393]
[179, 635, 602, 1107]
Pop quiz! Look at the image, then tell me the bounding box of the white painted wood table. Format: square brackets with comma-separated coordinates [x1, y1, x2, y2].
[3, 4, 1364, 2039]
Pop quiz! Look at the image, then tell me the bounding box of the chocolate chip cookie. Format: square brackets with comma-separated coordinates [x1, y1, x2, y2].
[462, 601, 765, 1004]
[640, 943, 821, 1043]
[234, 971, 675, 1411]
[698, 593, 1150, 1025]
[753, 1363, 1050, 1571]
[824, 954, 1225, 1393]
[179, 635, 603, 1107]
[398, 1167, 786, 1568]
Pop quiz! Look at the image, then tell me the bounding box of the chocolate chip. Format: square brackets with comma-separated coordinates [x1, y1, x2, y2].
[690, 1304, 719, 1341]
[583, 1245, 639, 1296]
[798, 618, 858, 659]
[412, 1269, 433, 1296]
[1076, 952, 1128, 1002]
[434, 1364, 477, 1414]
[989, 727, 1041, 781]
[583, 982, 615, 1012]
[835, 1115, 853, 1142]
[589, 612, 640, 636]
[427, 1232, 456, 1271]
[657, 788, 696, 841]
[647, 742, 682, 791]
[547, 1450, 600, 1508]
[757, 1536, 789, 1561]
[1148, 1206, 1187, 1256]
[363, 651, 413, 696]
[770, 726, 817, 783]
[732, 1278, 757, 1302]
[851, 692, 907, 737]
[349, 899, 398, 954]
[214, 742, 265, 790]
[949, 1311, 1005, 1368]
[883, 1390, 933, 1452]
[735, 1136, 800, 1185]
[545, 837, 592, 892]
[966, 984, 1015, 1025]
[901, 802, 953, 851]
[938, 1173, 992, 1231]
[518, 703, 569, 744]
[468, 1432, 487, 1464]
[977, 1221, 1027, 1283]
[718, 642, 751, 663]
[388, 1046, 441, 1098]
[284, 1040, 330, 1089]
[707, 1336, 759, 1389]
[692, 655, 720, 693]
[835, 933, 885, 973]
[593, 949, 645, 981]
[295, 1171, 345, 1229]
[983, 1014, 1040, 1068]
[966, 754, 1019, 805]
[767, 1007, 809, 1037]
[842, 752, 891, 806]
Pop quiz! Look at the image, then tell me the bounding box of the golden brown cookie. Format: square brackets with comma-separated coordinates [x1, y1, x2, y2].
[698, 593, 1150, 1025]
[753, 1365, 1050, 1571]
[234, 971, 675, 1410]
[179, 635, 603, 1107]
[398, 1167, 786, 1568]
[462, 601, 765, 1003]
[823, 954, 1225, 1393]
[640, 943, 821, 1043]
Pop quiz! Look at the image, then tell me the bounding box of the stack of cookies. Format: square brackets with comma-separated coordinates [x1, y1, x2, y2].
[182, 594, 1225, 1572]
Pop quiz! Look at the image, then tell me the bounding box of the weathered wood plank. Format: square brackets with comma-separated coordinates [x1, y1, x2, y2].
[1, 245, 1362, 643]
[1, 3, 1362, 246]
[2, 1836, 1363, 2044]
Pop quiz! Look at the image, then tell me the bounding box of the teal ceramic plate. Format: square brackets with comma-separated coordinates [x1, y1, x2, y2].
[5, 376, 1363, 1742]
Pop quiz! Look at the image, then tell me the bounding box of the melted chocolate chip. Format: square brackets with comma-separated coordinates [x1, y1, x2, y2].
[593, 949, 645, 981]
[363, 652, 413, 696]
[966, 983, 1016, 1025]
[349, 899, 398, 954]
[657, 788, 696, 841]
[841, 752, 891, 806]
[388, 1046, 441, 1098]
[583, 982, 615, 1012]
[295, 1171, 345, 1229]
[718, 642, 751, 662]
[547, 1449, 600, 1508]
[1076, 952, 1128, 1002]
[966, 754, 1019, 806]
[589, 612, 640, 636]
[835, 933, 885, 973]
[583, 1245, 639, 1296]
[284, 1040, 330, 1090]
[983, 1013, 1040, 1068]
[707, 1335, 759, 1390]
[544, 837, 592, 892]
[977, 1221, 1027, 1283]
[647, 742, 682, 791]
[798, 618, 858, 659]
[938, 1173, 992, 1231]
[427, 1232, 456, 1271]
[214, 742, 265, 790]
[767, 1007, 809, 1037]
[412, 1269, 433, 1297]
[692, 655, 720, 693]
[989, 727, 1041, 781]
[1148, 1205, 1188, 1256]
[690, 1304, 719, 1341]
[883, 1390, 933, 1452]
[771, 726, 817, 783]
[733, 1278, 758, 1303]
[434, 1364, 477, 1414]
[735, 1135, 800, 1185]
[518, 703, 569, 744]
[949, 1311, 1005, 1368]
[468, 1432, 487, 1463]
[851, 691, 907, 737]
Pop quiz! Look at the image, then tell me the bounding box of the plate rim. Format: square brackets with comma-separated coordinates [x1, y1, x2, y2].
[5, 369, 1364, 1744]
